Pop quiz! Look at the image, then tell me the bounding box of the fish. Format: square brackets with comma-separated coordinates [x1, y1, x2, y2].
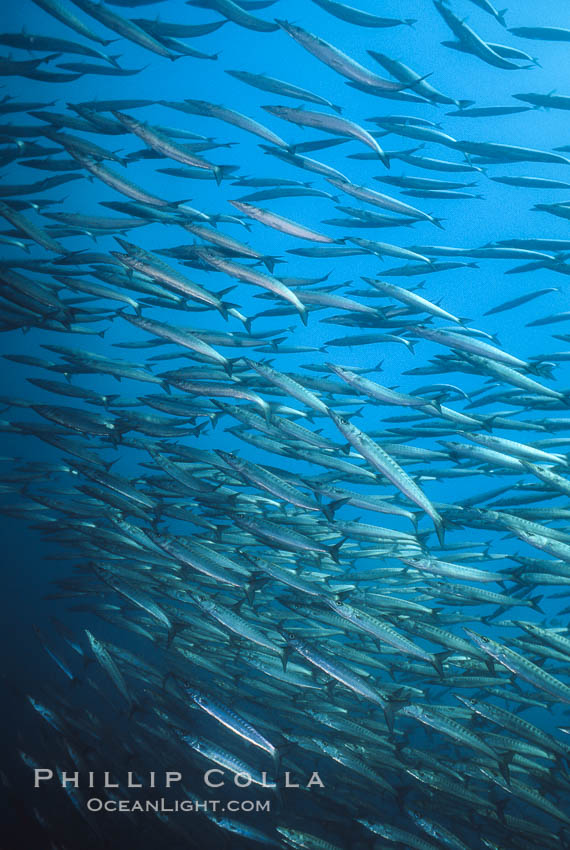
[110, 240, 235, 319]
[263, 104, 389, 164]
[261, 144, 350, 184]
[244, 359, 330, 416]
[68, 153, 177, 207]
[309, 0, 416, 29]
[67, 0, 181, 58]
[376, 175, 478, 190]
[85, 629, 132, 705]
[276, 19, 408, 92]
[181, 683, 279, 767]
[228, 199, 337, 242]
[31, 0, 115, 45]
[193, 247, 307, 323]
[162, 98, 289, 148]
[368, 51, 466, 108]
[279, 630, 387, 708]
[0, 32, 120, 65]
[509, 26, 570, 42]
[226, 69, 342, 113]
[131, 19, 227, 39]
[111, 111, 224, 183]
[363, 278, 467, 324]
[393, 151, 485, 173]
[0, 201, 67, 253]
[453, 139, 570, 166]
[120, 314, 234, 374]
[328, 410, 445, 543]
[465, 630, 570, 704]
[186, 0, 279, 32]
[216, 450, 322, 514]
[327, 177, 444, 227]
[435, 1, 529, 70]
[408, 326, 533, 371]
[447, 105, 530, 117]
[467, 0, 508, 26]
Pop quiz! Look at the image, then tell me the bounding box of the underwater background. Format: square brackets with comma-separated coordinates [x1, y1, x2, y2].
[1, 0, 570, 847]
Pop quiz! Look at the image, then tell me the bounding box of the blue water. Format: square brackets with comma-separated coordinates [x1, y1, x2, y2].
[1, 0, 570, 847]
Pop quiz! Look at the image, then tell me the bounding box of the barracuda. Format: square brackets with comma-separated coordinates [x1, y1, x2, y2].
[465, 629, 570, 703]
[329, 410, 445, 543]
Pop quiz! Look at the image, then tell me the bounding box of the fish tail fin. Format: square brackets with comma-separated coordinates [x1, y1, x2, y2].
[126, 701, 139, 720]
[161, 380, 172, 395]
[192, 421, 208, 438]
[498, 752, 513, 784]
[404, 71, 433, 91]
[411, 511, 422, 533]
[531, 594, 545, 614]
[405, 18, 417, 26]
[433, 514, 445, 546]
[244, 581, 256, 606]
[432, 217, 446, 230]
[431, 650, 450, 678]
[213, 166, 223, 185]
[166, 625, 183, 649]
[161, 671, 179, 695]
[479, 415, 496, 432]
[298, 305, 308, 326]
[321, 497, 350, 521]
[384, 689, 409, 734]
[228, 309, 251, 333]
[328, 537, 347, 565]
[103, 394, 120, 409]
[331, 104, 343, 114]
[281, 645, 292, 673]
[482, 608, 503, 625]
[528, 361, 555, 379]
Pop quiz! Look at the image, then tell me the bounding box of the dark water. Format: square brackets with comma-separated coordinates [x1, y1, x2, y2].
[1, 1, 570, 848]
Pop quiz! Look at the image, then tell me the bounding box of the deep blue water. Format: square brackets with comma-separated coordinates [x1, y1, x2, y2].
[1, 0, 570, 848]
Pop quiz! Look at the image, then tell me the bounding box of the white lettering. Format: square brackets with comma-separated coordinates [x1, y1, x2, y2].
[204, 769, 224, 788]
[34, 769, 53, 788]
[307, 772, 325, 788]
[61, 772, 79, 788]
[165, 771, 181, 788]
[285, 772, 299, 788]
